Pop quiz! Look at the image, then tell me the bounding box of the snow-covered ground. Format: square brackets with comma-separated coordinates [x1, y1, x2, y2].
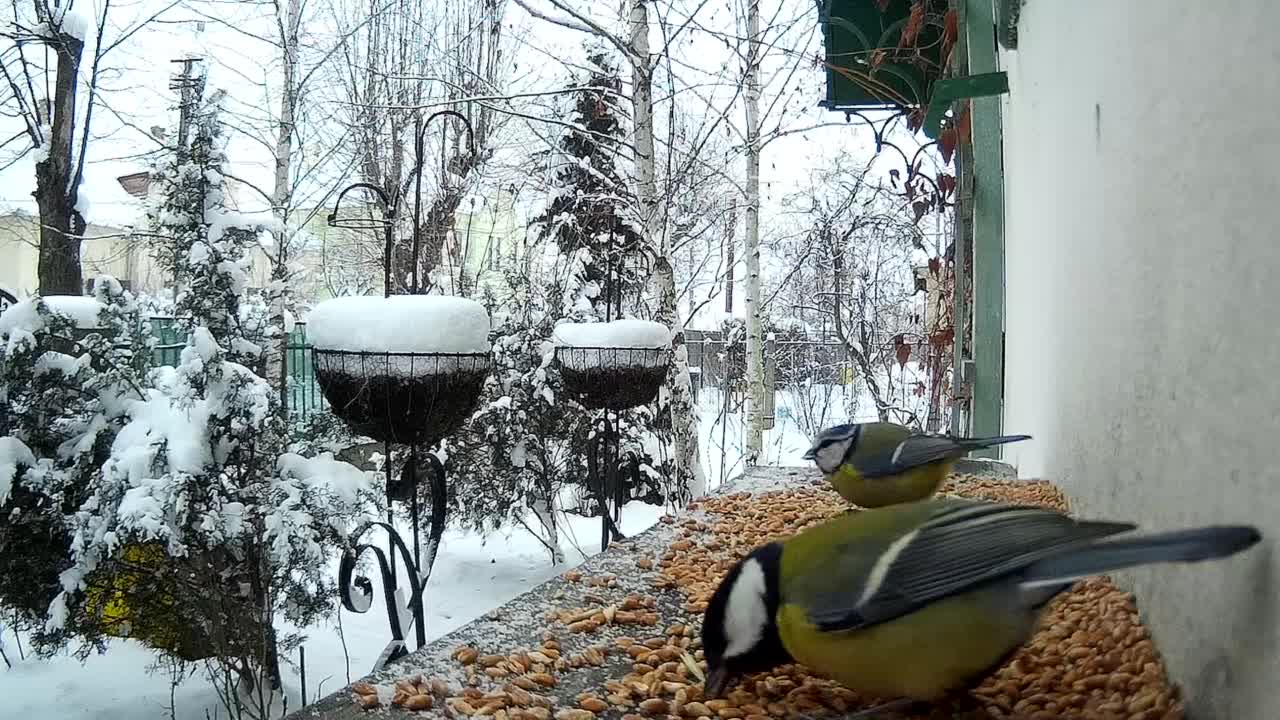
[0, 385, 866, 720]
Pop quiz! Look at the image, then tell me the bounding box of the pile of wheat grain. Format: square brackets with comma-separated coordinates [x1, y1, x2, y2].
[356, 477, 1183, 720]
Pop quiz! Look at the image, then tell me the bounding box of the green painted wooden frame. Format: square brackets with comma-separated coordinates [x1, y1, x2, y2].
[922, 72, 1009, 139]
[963, 0, 1005, 455]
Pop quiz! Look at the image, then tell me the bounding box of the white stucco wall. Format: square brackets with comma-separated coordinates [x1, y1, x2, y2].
[1000, 3, 1278, 717]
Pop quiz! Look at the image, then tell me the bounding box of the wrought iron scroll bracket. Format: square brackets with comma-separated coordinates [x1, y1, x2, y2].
[337, 520, 427, 671]
[586, 416, 627, 550]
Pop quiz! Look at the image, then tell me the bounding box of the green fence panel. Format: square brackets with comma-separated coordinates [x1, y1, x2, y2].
[146, 318, 326, 426]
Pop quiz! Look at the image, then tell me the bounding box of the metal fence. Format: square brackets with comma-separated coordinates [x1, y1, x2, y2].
[287, 327, 327, 421]
[148, 317, 327, 426]
[149, 317, 187, 368]
[684, 333, 852, 391]
[683, 331, 948, 431]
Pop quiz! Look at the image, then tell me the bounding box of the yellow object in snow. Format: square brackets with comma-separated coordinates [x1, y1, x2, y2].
[82, 543, 210, 661]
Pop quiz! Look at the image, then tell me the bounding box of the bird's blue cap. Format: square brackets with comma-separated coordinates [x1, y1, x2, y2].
[802, 423, 860, 461]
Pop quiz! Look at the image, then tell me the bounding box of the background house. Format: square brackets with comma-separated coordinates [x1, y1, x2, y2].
[299, 189, 527, 306]
[996, 3, 1278, 716]
[0, 171, 274, 301]
[0, 212, 148, 296]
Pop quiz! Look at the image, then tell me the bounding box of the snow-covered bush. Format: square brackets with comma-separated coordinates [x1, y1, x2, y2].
[446, 48, 675, 557]
[0, 279, 147, 647]
[0, 95, 375, 717]
[534, 49, 649, 319]
[443, 260, 671, 564]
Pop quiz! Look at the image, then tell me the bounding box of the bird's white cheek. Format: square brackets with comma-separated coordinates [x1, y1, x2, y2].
[815, 443, 845, 474]
[723, 559, 768, 658]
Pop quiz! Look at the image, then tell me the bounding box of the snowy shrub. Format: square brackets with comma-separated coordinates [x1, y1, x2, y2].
[534, 49, 649, 320]
[0, 278, 148, 646]
[436, 51, 671, 563]
[0, 95, 376, 717]
[444, 196, 672, 564]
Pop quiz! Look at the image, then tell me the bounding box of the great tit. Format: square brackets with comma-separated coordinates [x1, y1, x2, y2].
[802, 422, 1032, 507]
[700, 497, 1260, 704]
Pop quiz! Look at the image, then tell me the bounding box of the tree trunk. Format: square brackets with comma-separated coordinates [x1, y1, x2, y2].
[742, 0, 765, 465]
[629, 0, 706, 500]
[268, 0, 301, 414]
[35, 33, 86, 296]
[531, 491, 565, 565]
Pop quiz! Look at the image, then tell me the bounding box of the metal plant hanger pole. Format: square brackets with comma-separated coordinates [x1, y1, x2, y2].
[325, 180, 406, 588]
[325, 109, 478, 668]
[553, 236, 669, 553]
[585, 416, 627, 550]
[586, 238, 628, 551]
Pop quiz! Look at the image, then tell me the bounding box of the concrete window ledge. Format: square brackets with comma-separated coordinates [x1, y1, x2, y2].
[291, 465, 1188, 720]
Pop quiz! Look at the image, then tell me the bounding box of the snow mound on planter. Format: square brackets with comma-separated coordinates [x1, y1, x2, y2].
[0, 295, 104, 334]
[552, 319, 670, 349]
[307, 296, 491, 354]
[553, 319, 670, 374]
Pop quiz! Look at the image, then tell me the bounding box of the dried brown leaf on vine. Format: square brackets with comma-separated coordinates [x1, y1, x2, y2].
[930, 326, 955, 349]
[938, 173, 957, 199]
[894, 335, 912, 368]
[942, 9, 958, 64]
[870, 48, 888, 69]
[912, 200, 928, 223]
[939, 127, 957, 165]
[906, 108, 924, 133]
[913, 382, 926, 398]
[901, 2, 925, 48]
[928, 257, 941, 276]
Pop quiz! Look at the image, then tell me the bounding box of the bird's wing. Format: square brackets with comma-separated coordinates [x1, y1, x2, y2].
[855, 434, 966, 478]
[802, 501, 1134, 632]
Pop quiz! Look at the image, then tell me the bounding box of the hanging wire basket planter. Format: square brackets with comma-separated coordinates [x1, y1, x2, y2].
[312, 349, 490, 445]
[315, 110, 483, 670]
[556, 346, 669, 410]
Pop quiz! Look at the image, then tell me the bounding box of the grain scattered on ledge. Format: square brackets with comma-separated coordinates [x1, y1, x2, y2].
[349, 475, 1184, 720]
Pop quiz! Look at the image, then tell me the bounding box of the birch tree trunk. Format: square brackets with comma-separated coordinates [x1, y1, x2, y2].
[742, 0, 765, 465]
[266, 0, 301, 417]
[629, 0, 706, 499]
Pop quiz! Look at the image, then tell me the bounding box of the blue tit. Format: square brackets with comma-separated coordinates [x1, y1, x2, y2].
[700, 497, 1260, 705]
[802, 422, 1032, 507]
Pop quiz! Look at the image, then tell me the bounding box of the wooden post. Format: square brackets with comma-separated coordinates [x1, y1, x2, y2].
[962, 0, 1005, 454]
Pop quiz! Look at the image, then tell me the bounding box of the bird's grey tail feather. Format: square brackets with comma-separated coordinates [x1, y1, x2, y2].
[1021, 526, 1261, 588]
[960, 434, 1032, 449]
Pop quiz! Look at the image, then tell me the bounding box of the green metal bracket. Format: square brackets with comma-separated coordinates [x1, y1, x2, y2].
[923, 72, 1009, 139]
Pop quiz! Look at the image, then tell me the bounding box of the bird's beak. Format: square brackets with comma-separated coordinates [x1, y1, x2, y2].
[704, 666, 731, 698]
[801, 446, 816, 461]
